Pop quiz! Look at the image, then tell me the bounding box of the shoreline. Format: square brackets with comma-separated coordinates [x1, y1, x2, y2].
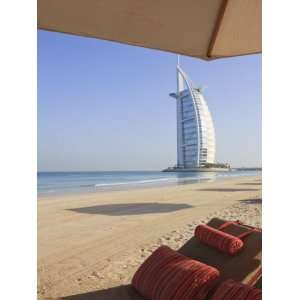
[38, 175, 261, 299]
[38, 173, 260, 201]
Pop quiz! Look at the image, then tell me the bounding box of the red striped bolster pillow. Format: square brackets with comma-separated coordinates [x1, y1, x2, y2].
[194, 225, 244, 255]
[132, 245, 220, 300]
[212, 279, 262, 300]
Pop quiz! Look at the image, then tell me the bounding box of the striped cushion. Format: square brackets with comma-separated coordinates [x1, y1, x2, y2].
[194, 225, 244, 255]
[132, 245, 220, 300]
[212, 279, 262, 300]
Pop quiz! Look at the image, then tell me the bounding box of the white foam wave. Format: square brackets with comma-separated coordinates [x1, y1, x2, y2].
[93, 175, 221, 188]
[94, 178, 176, 188]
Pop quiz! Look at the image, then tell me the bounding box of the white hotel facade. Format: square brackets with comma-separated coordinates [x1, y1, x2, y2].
[169, 63, 216, 168]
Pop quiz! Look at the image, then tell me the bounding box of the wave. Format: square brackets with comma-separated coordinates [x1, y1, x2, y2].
[94, 178, 177, 188]
[93, 175, 219, 188]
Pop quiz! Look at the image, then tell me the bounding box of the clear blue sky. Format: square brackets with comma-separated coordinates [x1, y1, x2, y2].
[38, 30, 261, 171]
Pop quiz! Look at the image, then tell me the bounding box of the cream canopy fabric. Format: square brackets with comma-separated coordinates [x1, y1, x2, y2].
[37, 0, 261, 60]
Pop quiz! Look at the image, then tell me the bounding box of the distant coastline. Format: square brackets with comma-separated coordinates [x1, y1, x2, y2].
[234, 167, 262, 171]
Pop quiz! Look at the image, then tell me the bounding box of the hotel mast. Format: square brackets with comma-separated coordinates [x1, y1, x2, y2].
[169, 58, 216, 168]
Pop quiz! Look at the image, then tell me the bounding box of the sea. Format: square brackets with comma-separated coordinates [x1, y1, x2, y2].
[37, 170, 260, 197]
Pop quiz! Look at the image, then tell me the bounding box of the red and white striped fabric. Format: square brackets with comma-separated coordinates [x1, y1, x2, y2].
[212, 279, 262, 300]
[132, 245, 220, 300]
[194, 224, 244, 255]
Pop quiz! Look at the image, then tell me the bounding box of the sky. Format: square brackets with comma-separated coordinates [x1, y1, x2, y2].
[38, 30, 261, 171]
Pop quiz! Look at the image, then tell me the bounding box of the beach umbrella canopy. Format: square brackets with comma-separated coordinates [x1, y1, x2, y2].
[37, 0, 261, 60]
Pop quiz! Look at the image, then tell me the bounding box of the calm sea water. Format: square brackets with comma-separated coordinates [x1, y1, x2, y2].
[37, 170, 260, 197]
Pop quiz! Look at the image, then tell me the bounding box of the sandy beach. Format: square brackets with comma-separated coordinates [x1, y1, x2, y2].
[38, 175, 261, 299]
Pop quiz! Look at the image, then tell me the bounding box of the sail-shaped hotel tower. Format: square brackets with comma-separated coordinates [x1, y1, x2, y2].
[169, 62, 216, 169]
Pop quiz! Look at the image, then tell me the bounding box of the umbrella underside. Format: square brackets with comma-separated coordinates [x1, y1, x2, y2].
[38, 0, 261, 60]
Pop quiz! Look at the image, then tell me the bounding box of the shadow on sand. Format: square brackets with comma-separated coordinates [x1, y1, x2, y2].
[197, 188, 259, 192]
[239, 198, 262, 205]
[67, 202, 193, 216]
[61, 285, 143, 300]
[237, 183, 261, 186]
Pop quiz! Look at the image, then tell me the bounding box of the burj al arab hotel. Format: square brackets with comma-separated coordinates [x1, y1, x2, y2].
[168, 60, 216, 170]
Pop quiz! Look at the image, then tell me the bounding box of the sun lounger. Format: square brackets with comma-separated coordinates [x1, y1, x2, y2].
[178, 218, 261, 299]
[211, 279, 262, 300]
[132, 245, 220, 300]
[62, 218, 261, 300]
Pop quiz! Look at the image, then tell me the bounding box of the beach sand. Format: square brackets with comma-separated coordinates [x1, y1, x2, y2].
[38, 175, 261, 299]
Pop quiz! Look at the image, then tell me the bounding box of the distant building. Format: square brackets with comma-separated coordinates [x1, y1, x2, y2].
[169, 62, 216, 168]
